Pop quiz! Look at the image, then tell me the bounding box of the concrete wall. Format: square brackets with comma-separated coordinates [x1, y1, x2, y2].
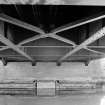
[1, 0, 105, 5]
[0, 59, 104, 81]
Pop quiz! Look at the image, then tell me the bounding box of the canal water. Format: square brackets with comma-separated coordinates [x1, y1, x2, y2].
[0, 93, 105, 105]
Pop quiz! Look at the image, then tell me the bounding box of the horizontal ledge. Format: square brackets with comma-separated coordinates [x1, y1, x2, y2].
[0, 55, 102, 57]
[6, 60, 86, 63]
[0, 46, 74, 48]
[0, 45, 105, 48]
[87, 46, 105, 48]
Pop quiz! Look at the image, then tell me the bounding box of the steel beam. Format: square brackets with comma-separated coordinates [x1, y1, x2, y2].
[58, 27, 105, 63]
[0, 13, 44, 34]
[87, 46, 105, 48]
[51, 13, 105, 33]
[2, 45, 105, 48]
[84, 47, 105, 55]
[0, 46, 9, 51]
[48, 33, 76, 46]
[0, 32, 76, 51]
[0, 34, 48, 51]
[18, 34, 48, 45]
[19, 33, 76, 46]
[0, 34, 34, 61]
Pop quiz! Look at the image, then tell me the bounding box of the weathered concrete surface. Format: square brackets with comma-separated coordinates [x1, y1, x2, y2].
[0, 0, 105, 5]
[5, 61, 105, 80]
[0, 60, 104, 81]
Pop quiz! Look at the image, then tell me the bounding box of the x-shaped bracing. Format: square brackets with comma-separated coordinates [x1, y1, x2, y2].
[0, 13, 105, 62]
[0, 13, 75, 61]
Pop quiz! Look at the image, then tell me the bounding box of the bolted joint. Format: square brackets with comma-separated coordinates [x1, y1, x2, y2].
[32, 61, 36, 66]
[84, 60, 89, 66]
[2, 57, 7, 66]
[56, 62, 61, 66]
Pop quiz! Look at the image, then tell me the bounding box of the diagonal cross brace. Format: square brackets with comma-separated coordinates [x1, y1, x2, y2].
[0, 13, 45, 34]
[0, 33, 76, 51]
[0, 14, 76, 51]
[58, 27, 105, 63]
[51, 13, 105, 34]
[0, 34, 34, 61]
